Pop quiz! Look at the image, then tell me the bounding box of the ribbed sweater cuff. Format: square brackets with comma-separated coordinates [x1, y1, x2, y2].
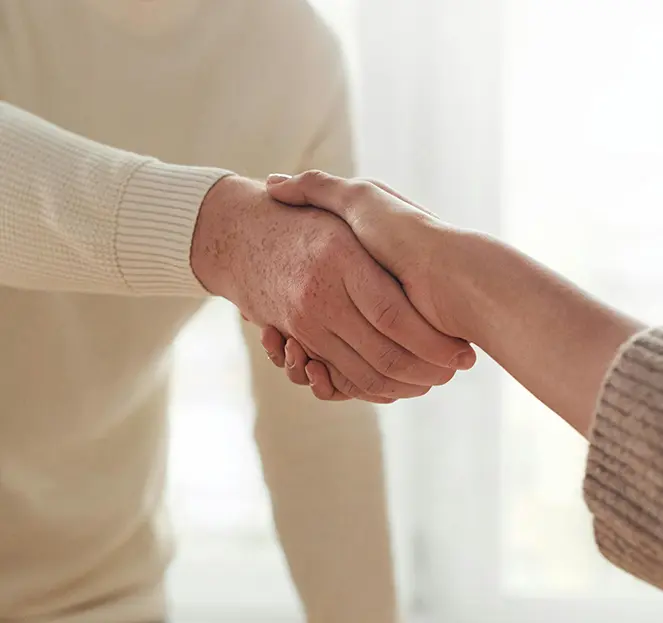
[117, 161, 232, 296]
[584, 327, 663, 589]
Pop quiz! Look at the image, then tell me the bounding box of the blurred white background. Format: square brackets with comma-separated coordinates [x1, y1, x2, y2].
[166, 0, 663, 621]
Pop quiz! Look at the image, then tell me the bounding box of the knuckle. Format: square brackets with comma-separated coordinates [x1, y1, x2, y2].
[307, 220, 349, 261]
[359, 372, 386, 396]
[371, 297, 401, 333]
[291, 343, 308, 366]
[301, 169, 329, 189]
[286, 314, 315, 349]
[350, 180, 375, 201]
[338, 376, 361, 398]
[320, 224, 347, 252]
[287, 368, 307, 386]
[376, 346, 405, 376]
[291, 274, 321, 318]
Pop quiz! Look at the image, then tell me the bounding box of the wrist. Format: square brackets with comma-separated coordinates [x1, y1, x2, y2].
[429, 228, 497, 344]
[435, 228, 644, 435]
[117, 160, 230, 296]
[190, 174, 261, 301]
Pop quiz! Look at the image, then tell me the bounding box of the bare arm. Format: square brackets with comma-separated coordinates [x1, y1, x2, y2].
[265, 171, 663, 591]
[265, 171, 642, 434]
[432, 229, 644, 436]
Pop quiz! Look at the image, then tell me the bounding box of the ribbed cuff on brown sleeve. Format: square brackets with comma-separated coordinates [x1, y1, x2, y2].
[584, 327, 663, 589]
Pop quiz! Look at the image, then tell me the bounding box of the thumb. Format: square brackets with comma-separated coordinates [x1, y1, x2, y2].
[266, 170, 355, 221]
[265, 173, 308, 205]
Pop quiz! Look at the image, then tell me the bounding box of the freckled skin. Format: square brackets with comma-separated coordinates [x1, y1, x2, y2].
[195, 178, 354, 330]
[190, 175, 467, 400]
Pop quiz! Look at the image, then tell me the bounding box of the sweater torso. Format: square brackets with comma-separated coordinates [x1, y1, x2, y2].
[0, 1, 343, 620]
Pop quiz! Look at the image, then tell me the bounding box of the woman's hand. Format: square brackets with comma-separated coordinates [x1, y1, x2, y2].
[262, 170, 643, 433]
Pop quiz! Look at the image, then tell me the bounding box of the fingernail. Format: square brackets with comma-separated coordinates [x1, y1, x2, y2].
[284, 342, 295, 368]
[267, 174, 291, 185]
[305, 366, 315, 386]
[264, 348, 275, 361]
[449, 350, 475, 370]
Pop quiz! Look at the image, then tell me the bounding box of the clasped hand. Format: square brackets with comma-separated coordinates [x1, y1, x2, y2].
[192, 174, 474, 404]
[256, 170, 477, 402]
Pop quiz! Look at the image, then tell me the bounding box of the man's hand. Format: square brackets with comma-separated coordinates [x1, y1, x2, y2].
[259, 171, 478, 400]
[265, 171, 473, 339]
[190, 175, 473, 401]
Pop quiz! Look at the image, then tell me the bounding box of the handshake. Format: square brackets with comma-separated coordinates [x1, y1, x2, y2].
[191, 167, 626, 426]
[191, 170, 480, 404]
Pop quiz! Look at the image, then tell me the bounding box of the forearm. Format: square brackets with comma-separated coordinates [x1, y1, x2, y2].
[442, 230, 644, 436]
[0, 102, 229, 295]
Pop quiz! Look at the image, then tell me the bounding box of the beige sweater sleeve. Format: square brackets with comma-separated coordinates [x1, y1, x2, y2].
[0, 102, 230, 295]
[584, 326, 663, 590]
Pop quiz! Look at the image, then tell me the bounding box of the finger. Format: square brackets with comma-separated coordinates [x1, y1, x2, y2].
[284, 338, 310, 385]
[281, 339, 395, 404]
[310, 330, 432, 400]
[260, 326, 286, 368]
[304, 360, 349, 401]
[306, 361, 397, 405]
[267, 170, 359, 222]
[267, 171, 431, 223]
[346, 260, 475, 369]
[268, 171, 438, 231]
[332, 288, 459, 386]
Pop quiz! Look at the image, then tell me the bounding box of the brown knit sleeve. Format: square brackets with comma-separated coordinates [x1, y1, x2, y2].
[584, 327, 663, 590]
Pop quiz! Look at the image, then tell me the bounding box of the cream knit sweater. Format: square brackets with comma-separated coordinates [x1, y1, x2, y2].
[0, 2, 396, 622]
